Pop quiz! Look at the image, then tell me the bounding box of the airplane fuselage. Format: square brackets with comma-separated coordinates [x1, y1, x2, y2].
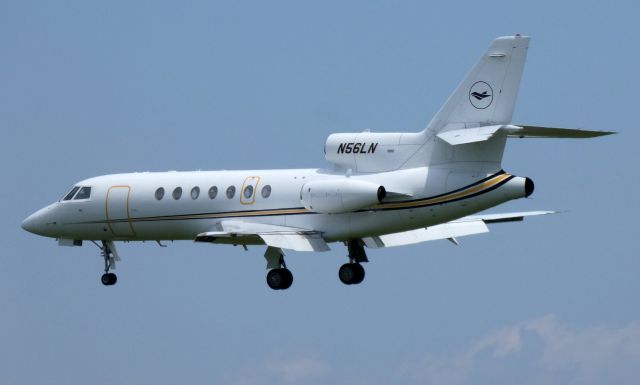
[24, 166, 529, 243]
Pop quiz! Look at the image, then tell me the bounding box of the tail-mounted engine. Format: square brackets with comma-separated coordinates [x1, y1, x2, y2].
[300, 179, 386, 214]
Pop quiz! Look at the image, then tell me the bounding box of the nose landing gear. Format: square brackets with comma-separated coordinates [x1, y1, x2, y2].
[93, 240, 120, 286]
[101, 272, 117, 286]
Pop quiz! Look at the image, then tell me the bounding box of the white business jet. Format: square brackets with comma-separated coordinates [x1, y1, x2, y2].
[22, 35, 613, 289]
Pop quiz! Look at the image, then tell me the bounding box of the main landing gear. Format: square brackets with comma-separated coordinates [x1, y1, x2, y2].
[93, 240, 120, 286]
[339, 240, 368, 285]
[339, 263, 365, 285]
[262, 240, 369, 290]
[266, 268, 293, 290]
[264, 246, 293, 290]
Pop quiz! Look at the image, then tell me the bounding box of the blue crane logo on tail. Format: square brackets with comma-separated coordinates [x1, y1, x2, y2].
[469, 81, 493, 109]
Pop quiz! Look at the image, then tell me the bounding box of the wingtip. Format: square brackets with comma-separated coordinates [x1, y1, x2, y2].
[593, 130, 617, 137]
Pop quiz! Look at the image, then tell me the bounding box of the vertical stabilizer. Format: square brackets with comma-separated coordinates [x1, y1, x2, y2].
[425, 35, 530, 134]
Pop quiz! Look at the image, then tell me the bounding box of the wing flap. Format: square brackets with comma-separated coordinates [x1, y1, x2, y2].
[363, 220, 489, 248]
[260, 233, 330, 252]
[461, 210, 555, 223]
[362, 210, 554, 248]
[194, 220, 330, 252]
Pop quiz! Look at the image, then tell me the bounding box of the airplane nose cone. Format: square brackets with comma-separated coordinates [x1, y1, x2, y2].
[22, 212, 41, 234]
[22, 206, 54, 236]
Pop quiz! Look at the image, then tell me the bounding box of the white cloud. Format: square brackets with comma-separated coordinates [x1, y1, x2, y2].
[266, 356, 329, 383]
[400, 315, 640, 385]
[225, 355, 329, 385]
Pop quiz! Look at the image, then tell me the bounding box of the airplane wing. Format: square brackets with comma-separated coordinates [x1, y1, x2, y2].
[361, 211, 554, 248]
[194, 220, 331, 252]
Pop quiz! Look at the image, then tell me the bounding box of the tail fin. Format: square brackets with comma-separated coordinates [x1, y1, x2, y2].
[425, 35, 530, 134]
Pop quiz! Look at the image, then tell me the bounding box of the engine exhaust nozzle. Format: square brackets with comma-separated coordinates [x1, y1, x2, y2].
[502, 175, 535, 200]
[524, 177, 535, 198]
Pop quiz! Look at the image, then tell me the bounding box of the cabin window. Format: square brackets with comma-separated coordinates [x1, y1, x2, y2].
[226, 186, 236, 199]
[63, 186, 80, 201]
[172, 187, 183, 200]
[74, 186, 91, 200]
[155, 187, 165, 200]
[261, 185, 272, 198]
[191, 186, 200, 200]
[243, 185, 254, 199]
[208, 186, 218, 199]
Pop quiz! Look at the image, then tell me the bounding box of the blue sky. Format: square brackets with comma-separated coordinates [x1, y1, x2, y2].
[1, 1, 638, 384]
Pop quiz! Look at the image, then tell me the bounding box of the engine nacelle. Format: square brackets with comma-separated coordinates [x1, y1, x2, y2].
[300, 179, 386, 214]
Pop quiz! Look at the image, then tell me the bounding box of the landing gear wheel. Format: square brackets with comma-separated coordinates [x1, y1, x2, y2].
[266, 268, 293, 290]
[339, 263, 365, 285]
[352, 263, 365, 284]
[280, 268, 293, 289]
[101, 272, 117, 286]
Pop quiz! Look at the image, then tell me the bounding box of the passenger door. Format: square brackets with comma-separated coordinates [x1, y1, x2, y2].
[106, 186, 136, 237]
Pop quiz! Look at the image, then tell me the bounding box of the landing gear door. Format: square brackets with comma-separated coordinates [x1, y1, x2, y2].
[106, 186, 136, 237]
[240, 176, 260, 205]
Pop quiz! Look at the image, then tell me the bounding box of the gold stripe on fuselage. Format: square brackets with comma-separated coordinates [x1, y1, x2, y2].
[92, 172, 511, 224]
[377, 173, 511, 210]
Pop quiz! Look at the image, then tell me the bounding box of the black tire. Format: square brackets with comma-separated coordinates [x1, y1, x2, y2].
[101, 273, 117, 286]
[280, 268, 293, 289]
[266, 269, 284, 290]
[339, 263, 355, 285]
[267, 269, 293, 290]
[339, 263, 365, 285]
[352, 263, 365, 284]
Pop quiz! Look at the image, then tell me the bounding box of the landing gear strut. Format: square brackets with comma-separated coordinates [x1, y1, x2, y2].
[94, 240, 119, 286]
[264, 246, 293, 290]
[339, 240, 367, 285]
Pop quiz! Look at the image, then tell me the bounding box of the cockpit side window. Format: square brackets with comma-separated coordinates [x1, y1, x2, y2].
[62, 186, 80, 201]
[74, 186, 92, 200]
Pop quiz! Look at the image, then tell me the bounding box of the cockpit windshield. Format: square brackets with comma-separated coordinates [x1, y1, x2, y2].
[61, 186, 92, 201]
[62, 186, 80, 201]
[74, 186, 91, 200]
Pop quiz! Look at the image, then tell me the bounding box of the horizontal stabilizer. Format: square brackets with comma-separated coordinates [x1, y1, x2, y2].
[437, 125, 502, 145]
[437, 124, 615, 145]
[506, 125, 615, 138]
[362, 211, 554, 248]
